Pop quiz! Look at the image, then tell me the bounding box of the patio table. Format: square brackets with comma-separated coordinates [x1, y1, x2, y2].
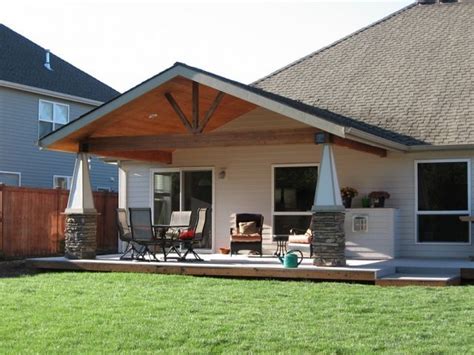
[153, 224, 190, 260]
[272, 235, 289, 256]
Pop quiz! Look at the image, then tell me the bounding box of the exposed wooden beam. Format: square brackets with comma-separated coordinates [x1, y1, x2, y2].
[84, 128, 321, 152]
[331, 136, 387, 157]
[198, 91, 225, 133]
[93, 150, 172, 164]
[164, 92, 194, 134]
[192, 81, 199, 132]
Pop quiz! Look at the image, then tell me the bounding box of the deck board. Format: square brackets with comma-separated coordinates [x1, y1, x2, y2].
[27, 254, 474, 286]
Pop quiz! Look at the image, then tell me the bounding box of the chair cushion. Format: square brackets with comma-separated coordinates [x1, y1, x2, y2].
[179, 229, 195, 240]
[238, 221, 258, 234]
[288, 229, 312, 244]
[230, 233, 262, 242]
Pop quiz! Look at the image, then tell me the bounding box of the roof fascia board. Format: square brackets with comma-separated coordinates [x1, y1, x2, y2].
[344, 127, 407, 152]
[39, 65, 347, 148]
[0, 80, 103, 106]
[180, 68, 346, 137]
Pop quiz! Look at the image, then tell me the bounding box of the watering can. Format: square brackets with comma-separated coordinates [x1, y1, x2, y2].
[278, 250, 304, 268]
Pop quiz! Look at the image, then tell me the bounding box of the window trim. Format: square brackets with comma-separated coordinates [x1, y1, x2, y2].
[414, 159, 471, 245]
[53, 175, 72, 189]
[0, 170, 21, 186]
[271, 163, 319, 235]
[38, 99, 70, 137]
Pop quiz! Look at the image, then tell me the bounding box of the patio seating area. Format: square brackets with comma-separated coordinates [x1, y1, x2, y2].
[27, 253, 474, 287]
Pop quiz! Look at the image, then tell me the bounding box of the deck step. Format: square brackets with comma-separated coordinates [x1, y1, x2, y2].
[376, 272, 461, 287]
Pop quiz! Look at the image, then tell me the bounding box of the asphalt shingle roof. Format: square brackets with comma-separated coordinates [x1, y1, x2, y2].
[0, 24, 119, 102]
[253, 1, 474, 146]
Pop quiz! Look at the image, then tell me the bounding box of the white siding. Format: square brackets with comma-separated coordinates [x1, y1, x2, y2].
[120, 108, 474, 258]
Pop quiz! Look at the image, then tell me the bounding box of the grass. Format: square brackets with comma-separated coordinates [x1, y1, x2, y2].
[0, 272, 473, 354]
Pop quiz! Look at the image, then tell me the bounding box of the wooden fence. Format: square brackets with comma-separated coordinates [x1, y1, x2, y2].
[0, 185, 118, 259]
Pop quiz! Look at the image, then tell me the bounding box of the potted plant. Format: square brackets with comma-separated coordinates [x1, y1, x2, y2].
[361, 195, 370, 208]
[368, 191, 390, 208]
[340, 187, 358, 208]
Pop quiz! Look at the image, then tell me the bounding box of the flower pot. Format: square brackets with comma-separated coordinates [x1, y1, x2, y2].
[342, 197, 352, 208]
[372, 197, 385, 208]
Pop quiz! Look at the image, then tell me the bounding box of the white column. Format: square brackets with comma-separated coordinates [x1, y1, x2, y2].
[117, 163, 127, 253]
[312, 144, 344, 212]
[65, 153, 96, 214]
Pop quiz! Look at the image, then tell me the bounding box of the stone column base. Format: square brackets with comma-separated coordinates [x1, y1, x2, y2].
[311, 211, 346, 267]
[64, 213, 97, 259]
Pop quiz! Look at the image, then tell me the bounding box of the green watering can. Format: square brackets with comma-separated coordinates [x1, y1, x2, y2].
[278, 250, 304, 268]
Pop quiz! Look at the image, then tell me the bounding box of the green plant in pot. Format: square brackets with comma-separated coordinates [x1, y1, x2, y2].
[361, 195, 370, 208]
[340, 187, 358, 208]
[368, 191, 390, 208]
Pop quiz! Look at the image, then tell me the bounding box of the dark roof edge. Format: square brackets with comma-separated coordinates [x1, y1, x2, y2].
[251, 2, 417, 86]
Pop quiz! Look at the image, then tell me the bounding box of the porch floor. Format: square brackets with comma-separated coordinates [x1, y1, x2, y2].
[27, 254, 474, 286]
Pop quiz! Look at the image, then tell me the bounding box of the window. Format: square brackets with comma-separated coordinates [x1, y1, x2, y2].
[352, 215, 368, 233]
[0, 171, 21, 186]
[272, 164, 318, 235]
[53, 175, 72, 189]
[39, 100, 69, 137]
[416, 160, 471, 243]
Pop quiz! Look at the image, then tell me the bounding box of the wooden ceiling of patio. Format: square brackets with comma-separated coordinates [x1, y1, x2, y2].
[48, 76, 387, 164]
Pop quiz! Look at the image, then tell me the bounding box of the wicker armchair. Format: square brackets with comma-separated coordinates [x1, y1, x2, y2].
[230, 213, 264, 256]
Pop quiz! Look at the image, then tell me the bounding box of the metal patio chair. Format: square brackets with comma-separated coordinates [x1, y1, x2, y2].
[128, 207, 164, 261]
[116, 208, 139, 260]
[176, 208, 209, 261]
[154, 211, 192, 261]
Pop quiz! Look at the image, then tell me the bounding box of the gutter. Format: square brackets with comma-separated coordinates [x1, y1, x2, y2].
[0, 80, 104, 106]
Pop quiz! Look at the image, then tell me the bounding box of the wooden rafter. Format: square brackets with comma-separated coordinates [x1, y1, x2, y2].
[198, 91, 225, 133]
[93, 150, 172, 164]
[164, 92, 194, 134]
[331, 136, 387, 157]
[192, 81, 199, 131]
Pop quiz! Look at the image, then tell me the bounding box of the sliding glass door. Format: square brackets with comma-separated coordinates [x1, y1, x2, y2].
[153, 169, 213, 249]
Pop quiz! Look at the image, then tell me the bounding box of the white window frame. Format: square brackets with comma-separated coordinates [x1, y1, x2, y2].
[414, 159, 471, 245]
[97, 186, 111, 192]
[271, 163, 319, 235]
[149, 167, 216, 252]
[0, 171, 21, 186]
[38, 99, 70, 136]
[53, 175, 72, 189]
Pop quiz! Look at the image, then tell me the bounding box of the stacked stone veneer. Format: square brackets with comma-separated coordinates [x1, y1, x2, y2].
[311, 211, 346, 266]
[64, 213, 97, 259]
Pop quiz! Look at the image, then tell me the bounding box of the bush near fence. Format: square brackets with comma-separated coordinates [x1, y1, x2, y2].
[0, 185, 118, 259]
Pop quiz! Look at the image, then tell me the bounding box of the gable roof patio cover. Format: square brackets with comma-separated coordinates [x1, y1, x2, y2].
[38, 62, 404, 163]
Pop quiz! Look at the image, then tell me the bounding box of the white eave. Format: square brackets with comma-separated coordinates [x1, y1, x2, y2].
[0, 79, 104, 106]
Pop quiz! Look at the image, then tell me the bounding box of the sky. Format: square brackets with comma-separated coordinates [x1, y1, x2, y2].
[3, 0, 412, 92]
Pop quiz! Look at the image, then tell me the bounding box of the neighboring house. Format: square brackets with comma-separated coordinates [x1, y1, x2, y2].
[0, 24, 119, 191]
[40, 0, 474, 259]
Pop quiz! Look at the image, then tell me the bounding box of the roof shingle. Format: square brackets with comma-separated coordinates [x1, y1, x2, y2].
[0, 24, 119, 102]
[254, 2, 474, 146]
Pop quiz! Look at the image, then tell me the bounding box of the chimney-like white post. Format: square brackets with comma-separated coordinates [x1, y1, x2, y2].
[44, 49, 52, 71]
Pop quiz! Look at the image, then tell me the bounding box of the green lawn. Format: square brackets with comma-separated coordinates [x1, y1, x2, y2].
[0, 272, 473, 354]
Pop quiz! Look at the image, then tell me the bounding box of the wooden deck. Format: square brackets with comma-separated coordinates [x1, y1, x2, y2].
[27, 254, 474, 286]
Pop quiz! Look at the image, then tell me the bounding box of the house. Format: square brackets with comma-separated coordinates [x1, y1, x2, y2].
[0, 24, 119, 191]
[38, 0, 474, 260]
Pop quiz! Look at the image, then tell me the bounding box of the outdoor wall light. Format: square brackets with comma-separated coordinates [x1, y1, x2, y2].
[148, 113, 159, 119]
[218, 168, 226, 179]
